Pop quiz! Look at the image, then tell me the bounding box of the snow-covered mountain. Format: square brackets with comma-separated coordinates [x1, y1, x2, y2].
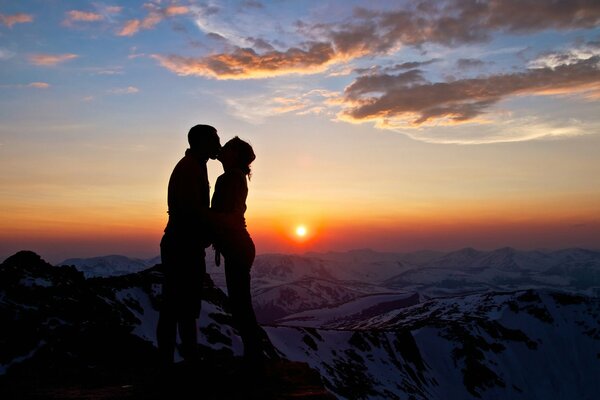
[269, 289, 600, 399]
[58, 254, 160, 277]
[2, 250, 599, 399]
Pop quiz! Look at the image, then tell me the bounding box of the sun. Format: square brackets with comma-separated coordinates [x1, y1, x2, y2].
[295, 225, 307, 237]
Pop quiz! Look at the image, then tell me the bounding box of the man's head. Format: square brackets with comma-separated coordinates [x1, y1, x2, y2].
[188, 124, 221, 159]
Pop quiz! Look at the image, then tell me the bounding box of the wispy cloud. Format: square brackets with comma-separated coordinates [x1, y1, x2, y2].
[354, 59, 442, 76]
[27, 82, 50, 89]
[0, 82, 50, 89]
[107, 86, 139, 94]
[85, 66, 124, 75]
[224, 87, 339, 123]
[63, 10, 104, 26]
[393, 116, 595, 145]
[0, 13, 33, 28]
[241, 0, 264, 9]
[28, 53, 78, 66]
[117, 3, 190, 36]
[118, 19, 141, 36]
[339, 56, 600, 126]
[456, 58, 486, 69]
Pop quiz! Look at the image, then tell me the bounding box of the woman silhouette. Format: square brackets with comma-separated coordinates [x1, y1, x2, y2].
[211, 136, 266, 365]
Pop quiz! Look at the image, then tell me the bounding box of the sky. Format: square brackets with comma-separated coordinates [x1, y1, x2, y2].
[1, 0, 599, 263]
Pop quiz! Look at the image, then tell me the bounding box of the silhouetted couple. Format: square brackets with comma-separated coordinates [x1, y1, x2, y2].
[157, 124, 267, 370]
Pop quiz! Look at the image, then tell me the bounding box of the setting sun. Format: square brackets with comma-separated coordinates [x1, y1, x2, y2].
[295, 225, 307, 237]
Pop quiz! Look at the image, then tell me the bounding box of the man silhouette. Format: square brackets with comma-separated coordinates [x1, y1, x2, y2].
[157, 124, 221, 365]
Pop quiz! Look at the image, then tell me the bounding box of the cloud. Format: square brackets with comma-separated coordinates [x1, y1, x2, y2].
[0, 13, 33, 28]
[118, 19, 141, 36]
[164, 6, 189, 17]
[529, 41, 600, 69]
[354, 59, 441, 76]
[85, 66, 124, 75]
[152, 42, 338, 79]
[107, 86, 139, 94]
[156, 1, 600, 81]
[242, 0, 264, 9]
[105, 6, 122, 14]
[27, 82, 50, 89]
[28, 53, 78, 66]
[456, 58, 486, 69]
[117, 3, 190, 36]
[324, 1, 600, 56]
[245, 37, 275, 52]
[340, 56, 600, 126]
[0, 82, 50, 89]
[391, 117, 594, 145]
[388, 59, 442, 71]
[224, 87, 339, 123]
[64, 10, 104, 25]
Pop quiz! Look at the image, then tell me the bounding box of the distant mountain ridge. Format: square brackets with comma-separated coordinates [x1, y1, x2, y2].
[56, 247, 600, 324]
[58, 254, 161, 277]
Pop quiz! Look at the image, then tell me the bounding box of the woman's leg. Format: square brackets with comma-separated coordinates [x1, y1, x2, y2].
[224, 238, 263, 360]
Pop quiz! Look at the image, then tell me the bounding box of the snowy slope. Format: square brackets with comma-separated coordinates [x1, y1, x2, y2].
[268, 290, 600, 399]
[276, 292, 420, 328]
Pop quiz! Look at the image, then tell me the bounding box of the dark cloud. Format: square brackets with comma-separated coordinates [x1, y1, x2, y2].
[456, 58, 485, 69]
[344, 70, 427, 98]
[325, 0, 600, 55]
[354, 59, 440, 76]
[246, 37, 275, 51]
[341, 56, 600, 125]
[389, 59, 442, 71]
[241, 0, 264, 9]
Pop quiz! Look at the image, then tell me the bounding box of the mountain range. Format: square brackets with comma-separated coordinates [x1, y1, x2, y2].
[1, 247, 599, 399]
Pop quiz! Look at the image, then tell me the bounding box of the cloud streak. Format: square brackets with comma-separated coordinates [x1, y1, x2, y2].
[67, 10, 103, 22]
[117, 3, 190, 36]
[0, 82, 50, 89]
[107, 86, 139, 94]
[27, 82, 50, 89]
[63, 10, 104, 26]
[0, 13, 33, 28]
[28, 53, 78, 66]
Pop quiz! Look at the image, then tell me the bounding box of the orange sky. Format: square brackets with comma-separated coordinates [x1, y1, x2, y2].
[1, 1, 600, 263]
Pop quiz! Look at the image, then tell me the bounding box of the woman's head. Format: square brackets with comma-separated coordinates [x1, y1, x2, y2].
[219, 136, 256, 177]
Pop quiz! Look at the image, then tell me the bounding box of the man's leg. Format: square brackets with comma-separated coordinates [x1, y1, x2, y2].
[157, 237, 177, 365]
[178, 317, 199, 361]
[157, 308, 177, 364]
[177, 247, 205, 362]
